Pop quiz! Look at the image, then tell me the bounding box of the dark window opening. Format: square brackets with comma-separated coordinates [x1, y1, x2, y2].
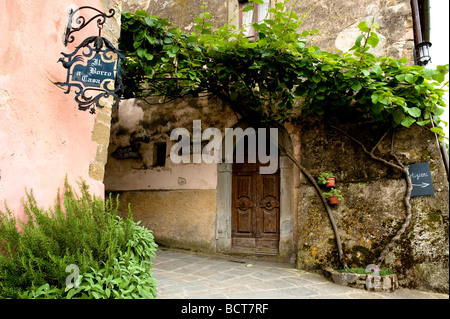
[153, 142, 167, 167]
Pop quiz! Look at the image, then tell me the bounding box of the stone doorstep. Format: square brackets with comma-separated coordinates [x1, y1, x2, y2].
[323, 268, 399, 292]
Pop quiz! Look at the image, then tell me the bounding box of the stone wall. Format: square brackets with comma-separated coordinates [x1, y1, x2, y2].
[296, 113, 449, 293]
[104, 95, 237, 251]
[123, 0, 229, 32]
[104, 96, 236, 191]
[89, 0, 123, 184]
[111, 189, 218, 252]
[291, 0, 415, 62]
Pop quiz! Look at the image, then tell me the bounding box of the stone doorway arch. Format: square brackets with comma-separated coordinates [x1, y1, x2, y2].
[215, 120, 295, 261]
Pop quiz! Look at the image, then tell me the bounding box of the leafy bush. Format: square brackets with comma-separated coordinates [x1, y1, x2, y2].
[0, 179, 158, 299]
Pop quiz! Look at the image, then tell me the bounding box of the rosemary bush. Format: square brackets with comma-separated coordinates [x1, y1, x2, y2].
[0, 180, 157, 299]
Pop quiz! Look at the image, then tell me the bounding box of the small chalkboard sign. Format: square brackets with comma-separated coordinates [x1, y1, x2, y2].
[408, 162, 435, 197]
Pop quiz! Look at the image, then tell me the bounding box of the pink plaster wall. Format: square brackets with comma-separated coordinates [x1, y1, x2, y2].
[0, 0, 109, 219]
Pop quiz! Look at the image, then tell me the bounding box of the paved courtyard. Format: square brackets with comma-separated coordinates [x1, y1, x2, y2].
[151, 249, 449, 299]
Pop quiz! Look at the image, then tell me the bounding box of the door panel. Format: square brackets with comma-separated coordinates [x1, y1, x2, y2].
[258, 173, 279, 239]
[232, 159, 280, 255]
[233, 173, 254, 235]
[261, 209, 278, 233]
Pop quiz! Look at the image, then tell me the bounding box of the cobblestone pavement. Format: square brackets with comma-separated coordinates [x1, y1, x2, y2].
[152, 249, 449, 299]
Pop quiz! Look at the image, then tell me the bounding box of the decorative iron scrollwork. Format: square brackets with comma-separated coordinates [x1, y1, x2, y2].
[63, 6, 115, 46]
[56, 6, 123, 114]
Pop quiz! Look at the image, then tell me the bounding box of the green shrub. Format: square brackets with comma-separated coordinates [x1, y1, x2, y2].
[0, 179, 158, 299]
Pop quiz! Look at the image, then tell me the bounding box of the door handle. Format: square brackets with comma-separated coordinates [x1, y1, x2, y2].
[259, 198, 279, 210]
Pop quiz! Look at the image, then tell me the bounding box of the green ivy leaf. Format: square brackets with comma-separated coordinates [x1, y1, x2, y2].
[372, 103, 384, 114]
[432, 72, 445, 83]
[242, 5, 255, 12]
[416, 120, 430, 126]
[393, 109, 405, 124]
[433, 107, 445, 116]
[358, 21, 370, 33]
[275, 2, 284, 10]
[128, 21, 142, 32]
[351, 34, 365, 50]
[351, 81, 362, 91]
[405, 74, 416, 84]
[144, 51, 154, 61]
[145, 34, 154, 44]
[371, 64, 382, 77]
[395, 74, 405, 82]
[367, 32, 379, 48]
[312, 74, 322, 83]
[401, 116, 416, 128]
[144, 16, 155, 27]
[136, 47, 145, 58]
[134, 9, 148, 16]
[431, 126, 444, 136]
[371, 93, 379, 104]
[406, 107, 421, 118]
[321, 64, 333, 72]
[423, 68, 438, 78]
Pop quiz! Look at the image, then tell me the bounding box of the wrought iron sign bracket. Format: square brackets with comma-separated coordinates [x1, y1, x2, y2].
[63, 6, 116, 46]
[56, 6, 124, 114]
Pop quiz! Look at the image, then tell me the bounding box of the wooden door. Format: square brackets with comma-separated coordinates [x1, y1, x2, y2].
[232, 156, 280, 255]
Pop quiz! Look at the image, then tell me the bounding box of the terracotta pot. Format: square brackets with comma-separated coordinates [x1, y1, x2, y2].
[328, 195, 340, 205]
[326, 177, 336, 188]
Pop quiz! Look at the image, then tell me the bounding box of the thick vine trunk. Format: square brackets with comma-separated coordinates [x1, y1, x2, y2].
[277, 144, 348, 269]
[330, 125, 413, 265]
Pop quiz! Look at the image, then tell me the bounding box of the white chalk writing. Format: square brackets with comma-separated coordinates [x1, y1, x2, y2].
[410, 172, 428, 180]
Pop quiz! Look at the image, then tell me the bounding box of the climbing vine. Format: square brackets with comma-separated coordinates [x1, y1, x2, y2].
[118, 0, 449, 267]
[119, 0, 448, 140]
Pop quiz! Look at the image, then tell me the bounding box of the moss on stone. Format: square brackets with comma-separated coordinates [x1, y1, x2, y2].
[426, 210, 443, 225]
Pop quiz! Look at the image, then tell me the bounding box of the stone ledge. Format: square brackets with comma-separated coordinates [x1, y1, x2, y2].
[323, 267, 399, 292]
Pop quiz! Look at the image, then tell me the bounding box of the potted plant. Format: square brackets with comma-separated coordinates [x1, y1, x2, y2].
[318, 172, 336, 188]
[323, 188, 343, 205]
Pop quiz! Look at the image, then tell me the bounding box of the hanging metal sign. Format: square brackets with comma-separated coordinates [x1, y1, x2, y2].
[56, 6, 124, 114]
[72, 52, 116, 88]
